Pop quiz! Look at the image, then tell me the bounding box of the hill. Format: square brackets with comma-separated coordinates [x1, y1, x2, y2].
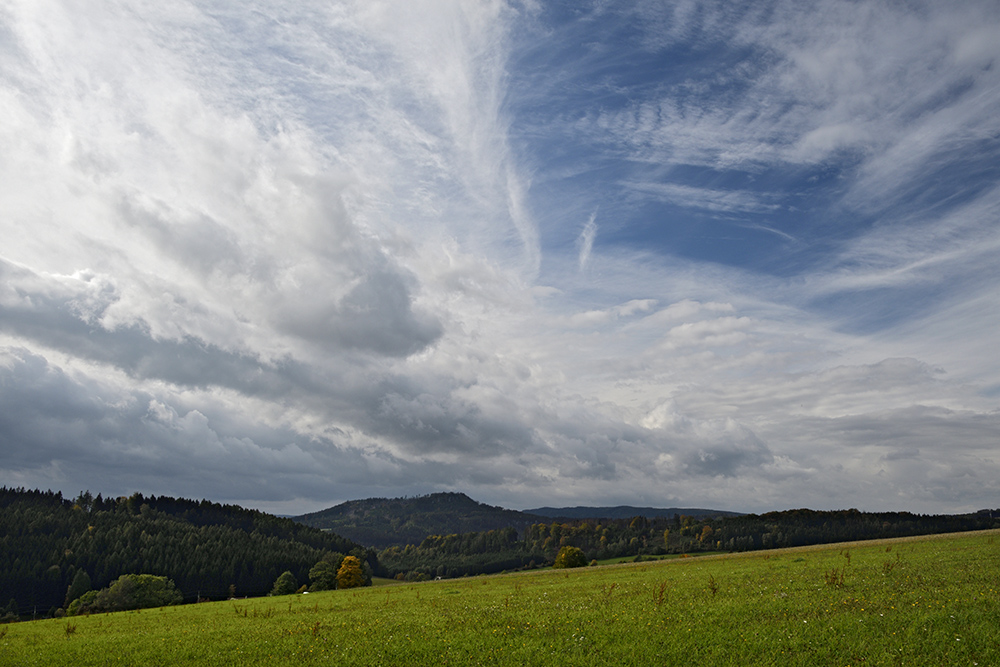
[376, 505, 1000, 581]
[4, 530, 999, 665]
[0, 487, 370, 619]
[294, 492, 543, 548]
[524, 505, 743, 520]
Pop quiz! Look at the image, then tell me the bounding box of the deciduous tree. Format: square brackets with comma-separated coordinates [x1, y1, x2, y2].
[336, 556, 366, 589]
[271, 571, 298, 596]
[553, 546, 586, 569]
[309, 556, 341, 591]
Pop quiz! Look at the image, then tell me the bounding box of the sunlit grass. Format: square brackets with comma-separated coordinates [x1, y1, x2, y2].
[2, 530, 998, 665]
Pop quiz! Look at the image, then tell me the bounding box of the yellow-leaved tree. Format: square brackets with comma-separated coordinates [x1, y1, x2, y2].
[336, 556, 366, 589]
[553, 545, 587, 569]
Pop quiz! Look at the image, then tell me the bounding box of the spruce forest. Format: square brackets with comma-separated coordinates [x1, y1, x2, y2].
[0, 488, 372, 620]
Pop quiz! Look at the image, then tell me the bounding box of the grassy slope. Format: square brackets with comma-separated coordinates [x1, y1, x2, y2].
[3, 530, 998, 666]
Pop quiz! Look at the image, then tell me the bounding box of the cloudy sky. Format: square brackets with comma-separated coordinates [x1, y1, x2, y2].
[2, 0, 999, 516]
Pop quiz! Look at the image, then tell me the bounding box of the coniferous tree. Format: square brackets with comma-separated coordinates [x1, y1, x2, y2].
[65, 569, 92, 608]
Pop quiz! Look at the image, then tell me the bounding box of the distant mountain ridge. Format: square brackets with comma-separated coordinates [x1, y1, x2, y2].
[293, 492, 741, 548]
[293, 492, 543, 549]
[525, 505, 743, 520]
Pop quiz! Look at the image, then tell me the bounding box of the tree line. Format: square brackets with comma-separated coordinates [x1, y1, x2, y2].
[376, 507, 999, 580]
[4, 485, 996, 620]
[0, 487, 376, 620]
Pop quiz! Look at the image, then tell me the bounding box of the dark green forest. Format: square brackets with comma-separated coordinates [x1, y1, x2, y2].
[0, 487, 373, 620]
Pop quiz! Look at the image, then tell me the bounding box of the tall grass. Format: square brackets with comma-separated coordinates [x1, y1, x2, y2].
[2, 530, 998, 665]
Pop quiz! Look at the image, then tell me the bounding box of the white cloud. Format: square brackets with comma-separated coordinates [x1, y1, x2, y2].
[0, 0, 997, 516]
[577, 212, 597, 271]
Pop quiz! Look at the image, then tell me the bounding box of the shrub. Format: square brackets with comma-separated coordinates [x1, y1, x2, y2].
[553, 546, 587, 569]
[67, 575, 182, 615]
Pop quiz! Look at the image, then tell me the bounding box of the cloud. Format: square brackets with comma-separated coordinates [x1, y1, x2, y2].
[0, 0, 997, 516]
[625, 182, 782, 215]
[577, 212, 597, 271]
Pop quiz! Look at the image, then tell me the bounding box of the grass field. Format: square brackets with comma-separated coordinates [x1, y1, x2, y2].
[2, 530, 998, 666]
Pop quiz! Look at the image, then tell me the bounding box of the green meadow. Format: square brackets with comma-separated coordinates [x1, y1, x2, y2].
[3, 530, 998, 666]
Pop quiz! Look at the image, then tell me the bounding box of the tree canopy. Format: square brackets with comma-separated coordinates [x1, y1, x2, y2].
[553, 546, 587, 569]
[67, 574, 181, 615]
[270, 571, 298, 596]
[0, 487, 373, 617]
[336, 556, 366, 589]
[309, 557, 340, 591]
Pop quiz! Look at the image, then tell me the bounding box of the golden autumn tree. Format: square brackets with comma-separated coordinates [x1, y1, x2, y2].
[336, 555, 366, 589]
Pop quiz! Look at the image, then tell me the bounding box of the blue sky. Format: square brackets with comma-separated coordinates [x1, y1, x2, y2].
[1, 0, 998, 515]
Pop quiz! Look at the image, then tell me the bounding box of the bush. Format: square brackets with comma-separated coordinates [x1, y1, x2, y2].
[553, 546, 587, 569]
[67, 575, 181, 615]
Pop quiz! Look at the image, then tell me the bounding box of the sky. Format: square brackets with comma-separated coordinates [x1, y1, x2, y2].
[1, 0, 999, 516]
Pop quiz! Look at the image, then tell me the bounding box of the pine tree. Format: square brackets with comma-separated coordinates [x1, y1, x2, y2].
[65, 569, 92, 608]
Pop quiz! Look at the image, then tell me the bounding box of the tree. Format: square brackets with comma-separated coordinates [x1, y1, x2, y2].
[67, 591, 97, 616]
[2, 598, 18, 623]
[553, 546, 587, 569]
[65, 569, 92, 608]
[111, 574, 182, 610]
[309, 557, 340, 591]
[271, 571, 298, 596]
[68, 575, 181, 615]
[336, 556, 366, 589]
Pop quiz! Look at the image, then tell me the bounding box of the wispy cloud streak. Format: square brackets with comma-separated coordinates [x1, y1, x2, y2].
[0, 0, 997, 515]
[577, 212, 597, 271]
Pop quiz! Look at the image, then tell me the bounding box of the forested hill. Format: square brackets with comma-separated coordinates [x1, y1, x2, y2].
[0, 487, 371, 619]
[377, 506, 1000, 581]
[294, 492, 543, 549]
[525, 505, 742, 520]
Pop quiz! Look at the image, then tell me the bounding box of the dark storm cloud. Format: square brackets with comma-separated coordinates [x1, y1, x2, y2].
[0, 346, 392, 501]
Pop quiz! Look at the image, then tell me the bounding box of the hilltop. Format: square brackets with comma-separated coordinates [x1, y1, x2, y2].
[293, 492, 541, 549]
[294, 493, 743, 549]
